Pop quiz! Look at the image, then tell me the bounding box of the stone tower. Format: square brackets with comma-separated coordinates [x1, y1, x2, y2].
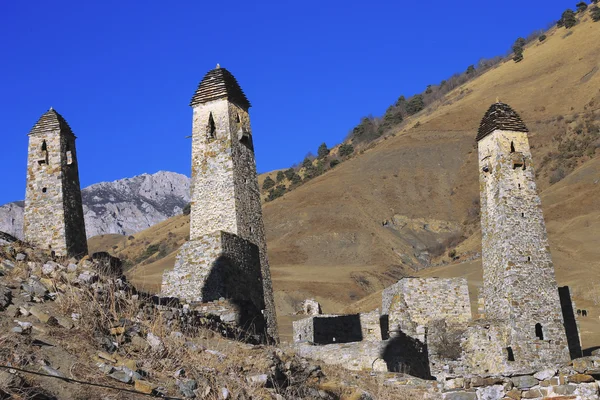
[162, 66, 278, 342]
[23, 108, 88, 258]
[477, 102, 570, 369]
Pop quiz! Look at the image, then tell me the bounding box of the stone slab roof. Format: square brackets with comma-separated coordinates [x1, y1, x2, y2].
[477, 102, 529, 141]
[29, 108, 75, 137]
[189, 66, 251, 110]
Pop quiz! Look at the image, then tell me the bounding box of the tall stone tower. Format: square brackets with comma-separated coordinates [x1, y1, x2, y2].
[162, 66, 278, 342]
[23, 108, 88, 258]
[477, 102, 570, 369]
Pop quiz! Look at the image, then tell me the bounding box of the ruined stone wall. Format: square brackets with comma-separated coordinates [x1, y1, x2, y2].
[478, 130, 569, 366]
[382, 278, 471, 339]
[23, 113, 87, 258]
[293, 314, 364, 344]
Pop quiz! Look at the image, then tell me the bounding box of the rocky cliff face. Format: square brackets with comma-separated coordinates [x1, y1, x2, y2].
[0, 171, 190, 239]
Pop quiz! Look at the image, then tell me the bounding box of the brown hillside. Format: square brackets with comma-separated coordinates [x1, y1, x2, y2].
[90, 16, 600, 344]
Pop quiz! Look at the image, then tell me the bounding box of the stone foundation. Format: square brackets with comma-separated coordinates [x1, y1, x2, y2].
[161, 230, 266, 334]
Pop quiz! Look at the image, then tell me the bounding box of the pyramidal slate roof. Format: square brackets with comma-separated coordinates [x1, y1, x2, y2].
[477, 102, 528, 141]
[189, 65, 251, 110]
[29, 108, 75, 137]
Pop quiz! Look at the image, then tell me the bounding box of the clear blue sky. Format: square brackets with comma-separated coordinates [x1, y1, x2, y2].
[0, 0, 572, 204]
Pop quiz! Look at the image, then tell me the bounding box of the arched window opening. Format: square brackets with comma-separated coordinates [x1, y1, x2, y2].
[206, 113, 216, 140]
[510, 141, 515, 153]
[506, 347, 515, 361]
[235, 113, 241, 123]
[535, 323, 544, 340]
[38, 140, 48, 165]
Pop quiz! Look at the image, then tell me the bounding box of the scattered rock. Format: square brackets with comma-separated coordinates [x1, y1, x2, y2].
[98, 352, 117, 363]
[110, 326, 125, 335]
[41, 263, 56, 275]
[131, 335, 150, 351]
[247, 374, 268, 387]
[146, 332, 164, 352]
[22, 279, 48, 297]
[109, 370, 132, 384]
[16, 253, 27, 262]
[178, 379, 198, 398]
[135, 380, 156, 394]
[97, 362, 114, 375]
[77, 271, 98, 284]
[0, 286, 12, 310]
[206, 349, 226, 360]
[55, 316, 74, 329]
[221, 387, 230, 399]
[29, 306, 58, 325]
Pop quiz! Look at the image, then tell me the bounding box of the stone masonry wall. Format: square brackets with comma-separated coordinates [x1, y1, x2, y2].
[161, 230, 265, 332]
[23, 111, 88, 258]
[478, 130, 569, 368]
[293, 314, 364, 344]
[382, 278, 472, 339]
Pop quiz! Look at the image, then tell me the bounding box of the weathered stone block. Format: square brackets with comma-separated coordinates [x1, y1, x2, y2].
[511, 376, 538, 390]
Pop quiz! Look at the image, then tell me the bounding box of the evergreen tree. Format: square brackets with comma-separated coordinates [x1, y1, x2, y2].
[284, 168, 296, 180]
[512, 37, 526, 63]
[290, 173, 302, 185]
[405, 95, 425, 115]
[262, 176, 275, 190]
[339, 143, 355, 157]
[317, 142, 329, 159]
[302, 157, 313, 169]
[276, 170, 285, 182]
[395, 95, 406, 107]
[560, 9, 577, 28]
[576, 1, 588, 12]
[425, 85, 433, 94]
[592, 5, 600, 21]
[466, 65, 475, 75]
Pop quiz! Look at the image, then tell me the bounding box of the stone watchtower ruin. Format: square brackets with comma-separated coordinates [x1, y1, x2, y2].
[23, 108, 88, 258]
[476, 102, 571, 370]
[162, 65, 278, 342]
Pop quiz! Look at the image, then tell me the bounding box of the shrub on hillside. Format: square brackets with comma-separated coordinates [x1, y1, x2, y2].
[302, 157, 313, 169]
[559, 9, 577, 28]
[276, 170, 285, 182]
[339, 143, 355, 157]
[576, 1, 588, 13]
[348, 117, 380, 144]
[466, 65, 475, 75]
[317, 142, 329, 159]
[262, 176, 275, 190]
[378, 106, 404, 135]
[182, 202, 191, 216]
[592, 6, 600, 21]
[290, 173, 302, 185]
[267, 185, 286, 201]
[284, 167, 296, 180]
[405, 95, 425, 115]
[539, 34, 547, 42]
[329, 159, 340, 168]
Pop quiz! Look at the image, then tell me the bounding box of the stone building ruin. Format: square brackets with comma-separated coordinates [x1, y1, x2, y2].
[23, 108, 88, 258]
[162, 65, 278, 343]
[293, 102, 590, 398]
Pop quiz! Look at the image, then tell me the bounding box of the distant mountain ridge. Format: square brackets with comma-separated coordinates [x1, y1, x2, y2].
[0, 171, 190, 239]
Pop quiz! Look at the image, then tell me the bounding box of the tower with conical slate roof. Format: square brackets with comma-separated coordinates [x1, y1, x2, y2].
[162, 65, 278, 343]
[476, 101, 572, 371]
[23, 108, 88, 258]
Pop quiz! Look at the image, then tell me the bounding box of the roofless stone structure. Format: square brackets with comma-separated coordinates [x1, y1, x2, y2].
[162, 65, 278, 343]
[23, 108, 88, 258]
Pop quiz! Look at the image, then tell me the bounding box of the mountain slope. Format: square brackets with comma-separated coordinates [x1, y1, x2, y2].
[0, 171, 190, 239]
[98, 16, 600, 343]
